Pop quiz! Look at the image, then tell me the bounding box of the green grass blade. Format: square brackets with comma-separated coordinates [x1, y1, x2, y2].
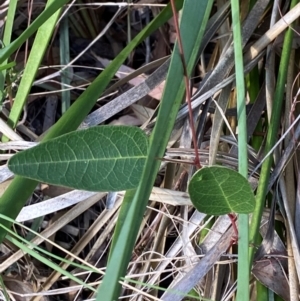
[249, 0, 298, 265]
[231, 0, 250, 300]
[108, 189, 136, 260]
[0, 214, 100, 274]
[1, 0, 18, 56]
[6, 0, 63, 131]
[0, 61, 15, 72]
[0, 274, 9, 301]
[97, 1, 214, 300]
[5, 235, 96, 292]
[0, 0, 18, 101]
[0, 0, 184, 243]
[59, 14, 71, 113]
[0, 0, 69, 64]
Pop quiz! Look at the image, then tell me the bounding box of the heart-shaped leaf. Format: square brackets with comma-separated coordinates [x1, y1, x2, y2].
[188, 166, 255, 215]
[8, 126, 148, 191]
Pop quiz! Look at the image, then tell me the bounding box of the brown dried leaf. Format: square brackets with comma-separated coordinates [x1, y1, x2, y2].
[4, 276, 49, 301]
[252, 257, 290, 301]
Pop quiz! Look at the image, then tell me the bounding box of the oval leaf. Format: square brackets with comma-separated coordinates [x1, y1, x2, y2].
[8, 126, 148, 191]
[188, 166, 255, 215]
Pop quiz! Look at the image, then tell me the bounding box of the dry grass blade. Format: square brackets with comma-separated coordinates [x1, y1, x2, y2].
[0, 193, 106, 273]
[162, 226, 234, 301]
[80, 60, 170, 129]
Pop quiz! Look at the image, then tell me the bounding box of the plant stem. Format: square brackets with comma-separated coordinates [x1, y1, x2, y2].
[170, 0, 201, 169]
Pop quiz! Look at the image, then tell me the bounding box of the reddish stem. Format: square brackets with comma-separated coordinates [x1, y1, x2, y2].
[170, 1, 238, 245]
[228, 213, 238, 244]
[169, 0, 201, 169]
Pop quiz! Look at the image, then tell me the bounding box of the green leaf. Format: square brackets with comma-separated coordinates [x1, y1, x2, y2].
[188, 166, 255, 215]
[8, 126, 148, 191]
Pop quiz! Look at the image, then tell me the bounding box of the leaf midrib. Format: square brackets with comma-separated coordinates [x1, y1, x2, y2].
[10, 155, 147, 165]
